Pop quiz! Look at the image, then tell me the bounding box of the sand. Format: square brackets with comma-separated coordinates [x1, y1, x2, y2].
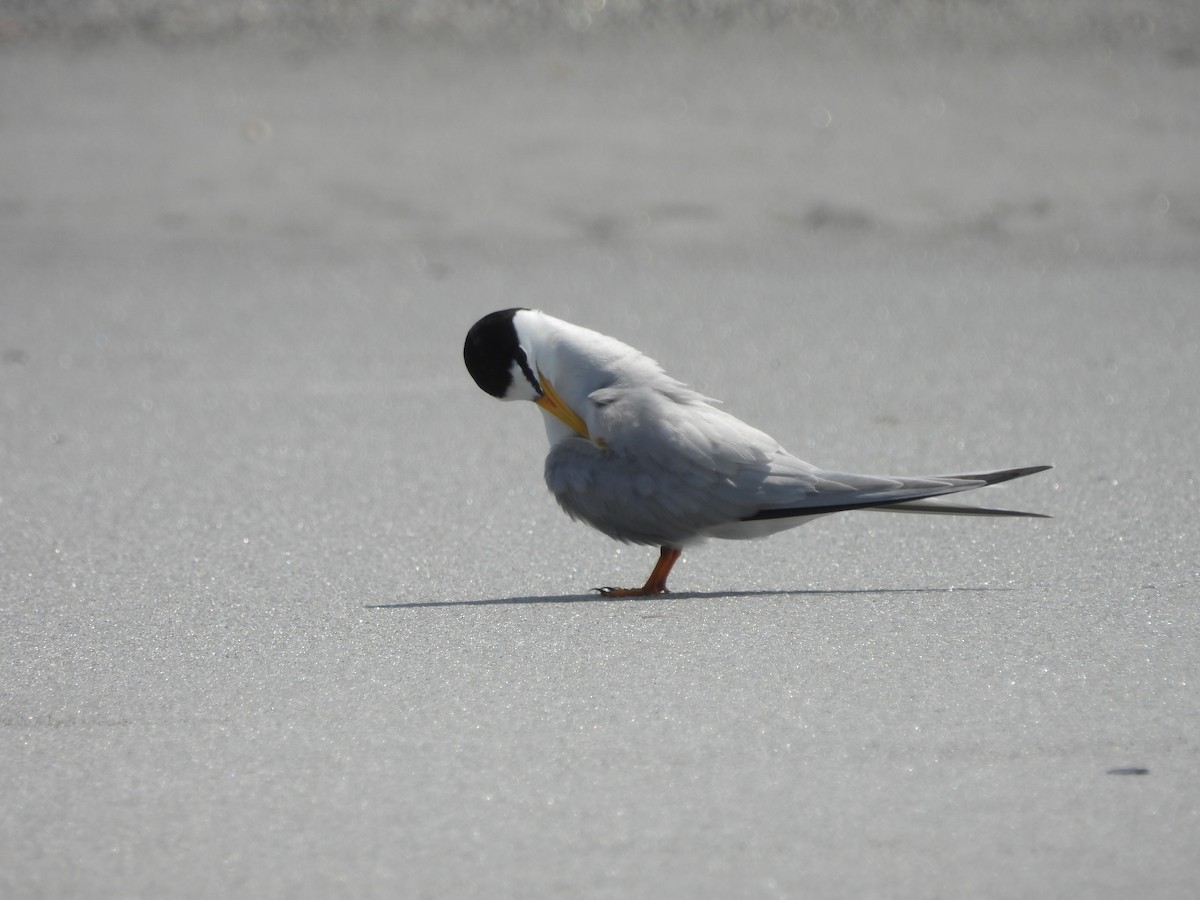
[2, 7, 1199, 897]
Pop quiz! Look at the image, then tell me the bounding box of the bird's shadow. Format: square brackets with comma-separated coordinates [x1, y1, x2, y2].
[367, 586, 1016, 610]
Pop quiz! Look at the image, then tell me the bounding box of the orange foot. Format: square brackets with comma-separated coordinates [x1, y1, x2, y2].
[595, 547, 681, 598]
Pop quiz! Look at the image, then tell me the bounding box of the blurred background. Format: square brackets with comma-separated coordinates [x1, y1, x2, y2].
[3, 0, 1196, 542]
[3, 3, 1199, 897]
[2, 0, 1196, 257]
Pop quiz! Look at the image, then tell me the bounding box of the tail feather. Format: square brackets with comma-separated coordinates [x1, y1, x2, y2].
[742, 464, 1052, 522]
[930, 464, 1053, 486]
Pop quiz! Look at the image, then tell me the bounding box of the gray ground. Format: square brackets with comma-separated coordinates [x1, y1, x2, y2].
[3, 5, 1200, 898]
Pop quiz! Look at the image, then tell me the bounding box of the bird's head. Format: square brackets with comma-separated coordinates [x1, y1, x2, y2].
[463, 308, 591, 439]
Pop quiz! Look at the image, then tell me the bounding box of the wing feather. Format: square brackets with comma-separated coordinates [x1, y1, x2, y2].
[545, 384, 797, 545]
[543, 381, 1051, 545]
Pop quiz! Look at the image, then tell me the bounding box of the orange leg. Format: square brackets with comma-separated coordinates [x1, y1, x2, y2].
[598, 546, 682, 598]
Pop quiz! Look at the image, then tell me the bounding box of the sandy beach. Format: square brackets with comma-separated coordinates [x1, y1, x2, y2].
[2, 4, 1199, 896]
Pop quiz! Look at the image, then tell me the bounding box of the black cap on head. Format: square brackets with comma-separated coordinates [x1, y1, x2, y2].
[464, 308, 533, 398]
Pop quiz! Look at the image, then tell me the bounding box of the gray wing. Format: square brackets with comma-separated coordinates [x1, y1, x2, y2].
[543, 382, 890, 546]
[542, 386, 766, 546]
[544, 382, 1051, 545]
[740, 465, 1052, 520]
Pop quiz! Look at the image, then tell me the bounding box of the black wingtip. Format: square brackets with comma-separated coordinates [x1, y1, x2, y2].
[878, 502, 1054, 517]
[743, 464, 1054, 523]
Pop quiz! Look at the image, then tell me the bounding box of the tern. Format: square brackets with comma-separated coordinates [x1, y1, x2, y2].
[463, 308, 1050, 597]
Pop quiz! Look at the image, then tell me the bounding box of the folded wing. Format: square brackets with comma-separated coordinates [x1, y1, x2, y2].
[544, 382, 1051, 546]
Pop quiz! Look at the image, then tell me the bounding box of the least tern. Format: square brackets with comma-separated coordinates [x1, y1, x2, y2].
[464, 308, 1051, 596]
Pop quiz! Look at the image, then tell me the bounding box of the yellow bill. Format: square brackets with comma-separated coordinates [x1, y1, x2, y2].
[535, 370, 590, 439]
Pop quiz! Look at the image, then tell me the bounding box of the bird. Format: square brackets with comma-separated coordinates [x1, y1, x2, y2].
[463, 308, 1051, 597]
